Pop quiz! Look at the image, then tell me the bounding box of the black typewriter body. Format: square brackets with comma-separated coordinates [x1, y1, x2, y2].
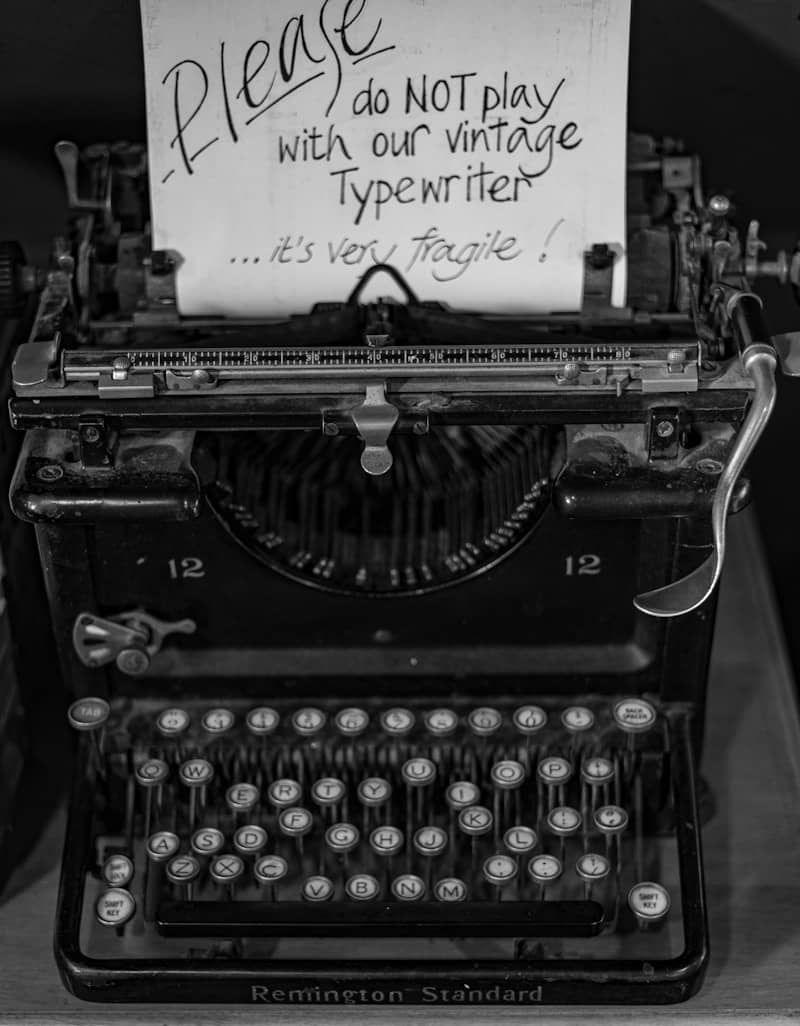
[6, 134, 799, 1005]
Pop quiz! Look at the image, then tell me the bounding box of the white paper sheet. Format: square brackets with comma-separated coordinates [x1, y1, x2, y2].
[140, 0, 631, 317]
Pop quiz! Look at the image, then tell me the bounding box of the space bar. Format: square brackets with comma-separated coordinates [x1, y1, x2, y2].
[157, 899, 604, 938]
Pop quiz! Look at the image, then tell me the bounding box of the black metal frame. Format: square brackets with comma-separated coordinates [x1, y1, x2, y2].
[55, 710, 707, 1005]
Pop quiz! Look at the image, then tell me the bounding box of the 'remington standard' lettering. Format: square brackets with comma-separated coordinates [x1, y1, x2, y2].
[250, 984, 544, 1003]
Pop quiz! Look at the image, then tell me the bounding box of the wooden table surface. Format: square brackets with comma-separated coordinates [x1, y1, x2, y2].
[1, 512, 799, 1025]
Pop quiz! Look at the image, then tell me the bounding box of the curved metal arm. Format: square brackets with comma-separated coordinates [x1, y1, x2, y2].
[634, 345, 777, 618]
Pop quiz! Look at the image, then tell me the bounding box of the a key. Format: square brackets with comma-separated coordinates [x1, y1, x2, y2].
[144, 830, 180, 921]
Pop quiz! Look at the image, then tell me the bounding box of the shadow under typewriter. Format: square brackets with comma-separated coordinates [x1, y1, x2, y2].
[62, 694, 704, 1004]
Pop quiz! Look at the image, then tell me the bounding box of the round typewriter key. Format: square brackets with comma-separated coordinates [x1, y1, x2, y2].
[593, 804, 629, 835]
[491, 760, 526, 790]
[468, 706, 502, 737]
[268, 778, 302, 809]
[458, 805, 493, 836]
[369, 825, 404, 857]
[102, 853, 134, 888]
[156, 707, 190, 736]
[561, 706, 595, 733]
[279, 807, 313, 838]
[576, 853, 611, 881]
[302, 875, 334, 902]
[135, 757, 169, 787]
[179, 758, 214, 787]
[226, 782, 260, 816]
[513, 705, 547, 735]
[68, 696, 110, 732]
[357, 777, 392, 808]
[628, 881, 670, 922]
[581, 756, 615, 786]
[504, 826, 538, 855]
[311, 777, 346, 809]
[380, 707, 415, 736]
[547, 806, 582, 836]
[401, 757, 436, 787]
[613, 698, 657, 734]
[483, 854, 518, 886]
[246, 706, 279, 736]
[446, 780, 480, 810]
[234, 824, 268, 855]
[391, 873, 425, 900]
[325, 821, 360, 854]
[335, 707, 369, 737]
[146, 830, 180, 862]
[537, 756, 573, 785]
[434, 877, 468, 902]
[413, 825, 447, 857]
[528, 853, 563, 884]
[292, 706, 326, 736]
[424, 708, 458, 736]
[346, 873, 380, 901]
[95, 887, 136, 928]
[210, 853, 245, 885]
[166, 853, 201, 885]
[202, 707, 235, 734]
[255, 854, 288, 886]
[191, 827, 225, 856]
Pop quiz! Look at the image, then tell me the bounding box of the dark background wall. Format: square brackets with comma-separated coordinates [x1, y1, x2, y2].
[1, 1, 799, 665]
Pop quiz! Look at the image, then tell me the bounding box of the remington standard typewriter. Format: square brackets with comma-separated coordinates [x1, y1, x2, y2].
[5, 133, 800, 1005]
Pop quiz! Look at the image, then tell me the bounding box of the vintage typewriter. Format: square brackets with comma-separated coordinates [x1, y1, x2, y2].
[4, 132, 800, 1005]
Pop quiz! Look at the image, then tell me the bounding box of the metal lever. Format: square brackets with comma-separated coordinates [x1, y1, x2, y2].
[54, 140, 110, 215]
[73, 610, 196, 676]
[634, 293, 778, 617]
[350, 382, 399, 476]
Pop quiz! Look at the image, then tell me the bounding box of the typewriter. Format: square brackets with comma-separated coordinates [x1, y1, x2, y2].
[4, 132, 800, 1006]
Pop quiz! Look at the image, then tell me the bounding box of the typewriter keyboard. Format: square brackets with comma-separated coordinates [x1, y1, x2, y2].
[65, 695, 692, 970]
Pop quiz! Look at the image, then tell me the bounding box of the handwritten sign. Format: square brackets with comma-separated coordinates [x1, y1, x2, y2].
[140, 0, 631, 316]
